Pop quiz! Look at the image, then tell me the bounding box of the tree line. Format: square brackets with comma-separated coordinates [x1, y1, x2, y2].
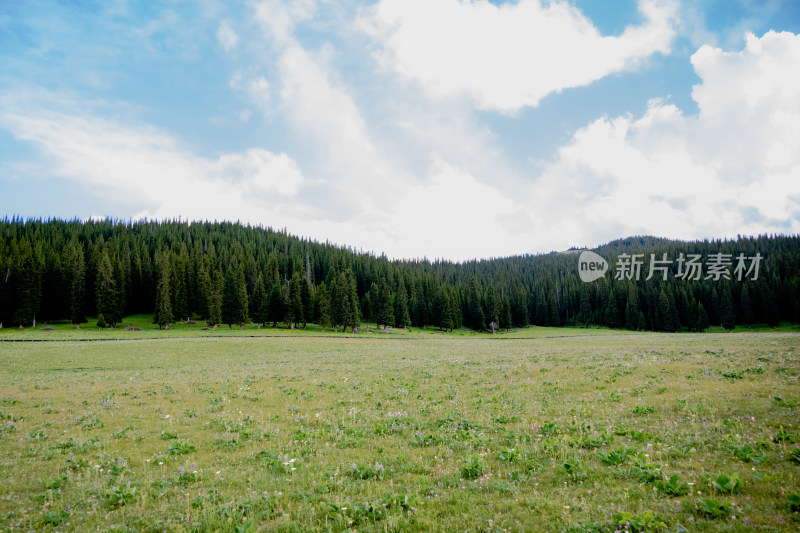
[1, 218, 798, 332]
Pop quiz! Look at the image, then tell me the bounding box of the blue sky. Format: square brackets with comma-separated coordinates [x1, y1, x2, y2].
[1, 0, 799, 260]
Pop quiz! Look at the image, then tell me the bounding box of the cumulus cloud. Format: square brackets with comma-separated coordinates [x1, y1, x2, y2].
[217, 19, 239, 52]
[4, 14, 799, 261]
[529, 30, 800, 246]
[0, 105, 306, 223]
[360, 0, 678, 113]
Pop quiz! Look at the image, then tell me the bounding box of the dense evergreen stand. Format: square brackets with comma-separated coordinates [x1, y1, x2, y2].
[1, 217, 798, 332]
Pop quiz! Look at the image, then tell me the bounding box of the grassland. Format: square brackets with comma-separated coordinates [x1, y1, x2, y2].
[1, 325, 799, 532]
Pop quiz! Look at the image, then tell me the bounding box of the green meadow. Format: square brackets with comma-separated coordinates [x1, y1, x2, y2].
[1, 325, 799, 531]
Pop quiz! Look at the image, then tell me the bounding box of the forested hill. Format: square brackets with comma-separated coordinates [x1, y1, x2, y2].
[1, 218, 798, 332]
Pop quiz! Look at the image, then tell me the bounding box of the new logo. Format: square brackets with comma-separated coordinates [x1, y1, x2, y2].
[578, 251, 608, 282]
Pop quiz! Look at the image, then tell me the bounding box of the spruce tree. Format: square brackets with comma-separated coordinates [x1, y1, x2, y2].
[485, 282, 500, 328]
[288, 273, 304, 329]
[96, 251, 119, 327]
[196, 262, 210, 322]
[341, 271, 360, 331]
[171, 251, 188, 322]
[435, 286, 454, 331]
[446, 286, 460, 331]
[222, 257, 249, 329]
[500, 291, 512, 331]
[411, 281, 427, 328]
[624, 283, 639, 330]
[637, 310, 647, 331]
[207, 270, 223, 327]
[762, 284, 779, 327]
[467, 277, 484, 330]
[549, 289, 560, 327]
[69, 243, 86, 324]
[534, 291, 547, 326]
[316, 283, 331, 331]
[605, 288, 620, 328]
[696, 302, 710, 332]
[154, 259, 173, 329]
[251, 274, 267, 326]
[394, 278, 411, 328]
[376, 283, 394, 328]
[720, 283, 735, 331]
[12, 239, 42, 327]
[579, 284, 592, 325]
[740, 284, 755, 325]
[510, 285, 528, 327]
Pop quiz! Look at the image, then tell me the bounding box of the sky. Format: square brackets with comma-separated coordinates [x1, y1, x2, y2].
[1, 0, 800, 261]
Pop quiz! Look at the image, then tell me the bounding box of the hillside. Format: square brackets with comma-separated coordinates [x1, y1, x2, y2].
[1, 218, 798, 332]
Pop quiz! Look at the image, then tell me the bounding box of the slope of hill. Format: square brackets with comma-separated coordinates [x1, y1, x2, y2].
[1, 217, 797, 332]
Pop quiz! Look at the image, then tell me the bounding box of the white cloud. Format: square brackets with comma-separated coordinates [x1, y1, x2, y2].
[528, 30, 800, 246]
[4, 6, 799, 262]
[230, 73, 271, 113]
[216, 148, 303, 196]
[216, 19, 239, 52]
[253, 0, 316, 47]
[360, 0, 678, 113]
[0, 106, 306, 223]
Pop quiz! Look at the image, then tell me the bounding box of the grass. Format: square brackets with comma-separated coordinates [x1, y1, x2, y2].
[0, 323, 799, 531]
[0, 314, 636, 342]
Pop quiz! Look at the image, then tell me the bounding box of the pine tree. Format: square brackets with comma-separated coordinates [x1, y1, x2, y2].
[762, 284, 779, 327]
[207, 270, 223, 327]
[376, 283, 394, 328]
[637, 310, 647, 331]
[686, 294, 697, 331]
[341, 271, 360, 331]
[265, 255, 283, 327]
[510, 285, 528, 327]
[287, 273, 304, 329]
[394, 278, 411, 328]
[740, 284, 755, 325]
[549, 289, 560, 327]
[435, 285, 455, 331]
[720, 283, 735, 331]
[251, 274, 267, 326]
[605, 288, 620, 328]
[467, 277, 484, 330]
[111, 253, 126, 324]
[154, 258, 173, 329]
[579, 284, 592, 325]
[624, 283, 639, 330]
[499, 291, 512, 331]
[534, 291, 547, 326]
[196, 262, 211, 322]
[222, 257, 249, 329]
[447, 286, 460, 331]
[656, 289, 677, 332]
[485, 282, 500, 329]
[69, 243, 86, 324]
[96, 250, 119, 327]
[315, 283, 331, 331]
[300, 272, 311, 328]
[696, 302, 710, 332]
[411, 281, 428, 328]
[12, 239, 42, 327]
[171, 251, 188, 322]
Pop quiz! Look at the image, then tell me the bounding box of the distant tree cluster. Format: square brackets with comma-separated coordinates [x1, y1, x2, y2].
[0, 218, 798, 332]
